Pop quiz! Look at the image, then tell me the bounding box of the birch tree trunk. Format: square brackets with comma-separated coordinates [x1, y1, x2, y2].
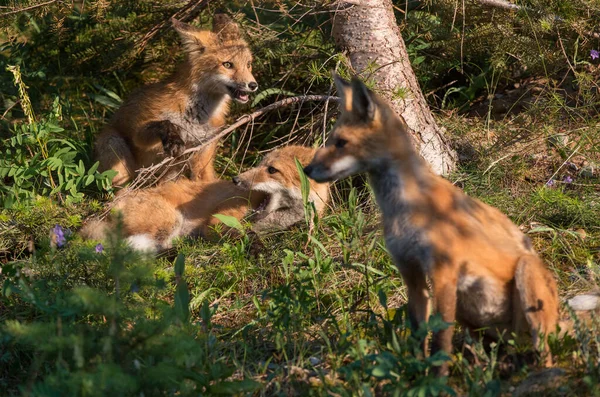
[332, 0, 456, 175]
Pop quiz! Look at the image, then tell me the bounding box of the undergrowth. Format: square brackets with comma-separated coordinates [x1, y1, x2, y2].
[1, 0, 600, 395]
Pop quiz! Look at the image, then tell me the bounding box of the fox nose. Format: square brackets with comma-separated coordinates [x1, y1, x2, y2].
[303, 165, 314, 178]
[248, 82, 258, 92]
[232, 176, 241, 186]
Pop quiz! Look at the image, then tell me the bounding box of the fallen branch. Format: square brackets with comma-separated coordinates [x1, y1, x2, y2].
[124, 94, 339, 192]
[1, 0, 58, 16]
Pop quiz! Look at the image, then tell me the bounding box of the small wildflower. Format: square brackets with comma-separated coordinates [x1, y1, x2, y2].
[95, 243, 104, 253]
[563, 175, 573, 184]
[130, 283, 140, 293]
[51, 224, 66, 248]
[591, 49, 599, 60]
[545, 179, 555, 187]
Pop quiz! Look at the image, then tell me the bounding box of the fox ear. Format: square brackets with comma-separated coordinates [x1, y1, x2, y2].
[350, 77, 376, 122]
[172, 18, 214, 53]
[212, 14, 241, 42]
[333, 72, 352, 113]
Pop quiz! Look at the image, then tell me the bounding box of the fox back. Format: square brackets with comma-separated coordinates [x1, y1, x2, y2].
[304, 75, 559, 375]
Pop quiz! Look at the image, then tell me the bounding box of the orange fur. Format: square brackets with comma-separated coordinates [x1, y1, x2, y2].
[94, 14, 257, 187]
[81, 145, 329, 252]
[304, 75, 559, 375]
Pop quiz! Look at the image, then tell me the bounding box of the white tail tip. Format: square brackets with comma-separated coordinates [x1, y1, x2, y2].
[127, 234, 158, 253]
[568, 294, 600, 311]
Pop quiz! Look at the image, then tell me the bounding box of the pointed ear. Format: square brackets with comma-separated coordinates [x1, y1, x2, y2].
[212, 13, 241, 42]
[350, 77, 376, 122]
[333, 72, 352, 113]
[172, 18, 214, 53]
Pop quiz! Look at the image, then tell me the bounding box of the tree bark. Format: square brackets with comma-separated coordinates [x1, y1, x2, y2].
[332, 0, 456, 175]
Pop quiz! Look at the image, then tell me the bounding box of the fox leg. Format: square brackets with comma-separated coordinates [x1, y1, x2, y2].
[95, 128, 136, 188]
[430, 266, 458, 376]
[398, 266, 431, 354]
[514, 255, 559, 367]
[189, 140, 218, 182]
[136, 120, 185, 157]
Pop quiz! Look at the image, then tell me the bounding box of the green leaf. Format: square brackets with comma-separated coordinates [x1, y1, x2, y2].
[528, 226, 555, 234]
[85, 174, 94, 186]
[378, 289, 388, 310]
[174, 281, 190, 323]
[88, 161, 99, 175]
[174, 254, 189, 323]
[174, 253, 185, 277]
[213, 214, 245, 232]
[251, 88, 296, 107]
[295, 158, 310, 205]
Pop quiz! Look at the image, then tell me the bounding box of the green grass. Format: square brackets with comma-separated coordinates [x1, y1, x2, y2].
[2, 1, 600, 394]
[2, 147, 600, 395]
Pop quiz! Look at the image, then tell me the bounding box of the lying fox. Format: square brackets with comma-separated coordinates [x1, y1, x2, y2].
[304, 75, 559, 375]
[82, 146, 329, 252]
[94, 14, 257, 187]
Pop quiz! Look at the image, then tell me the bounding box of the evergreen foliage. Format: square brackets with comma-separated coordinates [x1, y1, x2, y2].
[1, 0, 600, 395]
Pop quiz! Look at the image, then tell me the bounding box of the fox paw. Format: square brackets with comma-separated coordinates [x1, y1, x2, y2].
[145, 120, 185, 157]
[161, 123, 185, 157]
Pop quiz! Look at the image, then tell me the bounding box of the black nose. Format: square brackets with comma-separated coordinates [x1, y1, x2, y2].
[303, 165, 313, 177]
[248, 82, 258, 91]
[232, 176, 241, 185]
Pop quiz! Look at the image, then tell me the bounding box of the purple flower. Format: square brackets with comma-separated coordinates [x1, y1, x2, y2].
[563, 175, 574, 184]
[545, 179, 555, 187]
[95, 243, 104, 253]
[591, 49, 599, 60]
[52, 224, 66, 248]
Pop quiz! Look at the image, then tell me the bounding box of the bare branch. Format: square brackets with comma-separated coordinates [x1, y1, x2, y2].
[125, 94, 339, 191]
[0, 0, 58, 17]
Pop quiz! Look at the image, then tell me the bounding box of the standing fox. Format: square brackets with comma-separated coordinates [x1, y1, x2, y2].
[82, 146, 329, 252]
[94, 14, 257, 187]
[304, 75, 559, 375]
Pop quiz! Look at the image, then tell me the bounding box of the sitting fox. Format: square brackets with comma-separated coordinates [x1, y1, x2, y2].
[304, 75, 559, 375]
[82, 146, 329, 252]
[94, 14, 258, 187]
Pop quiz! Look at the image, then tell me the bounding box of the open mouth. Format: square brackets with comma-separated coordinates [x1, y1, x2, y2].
[252, 194, 271, 217]
[227, 86, 250, 104]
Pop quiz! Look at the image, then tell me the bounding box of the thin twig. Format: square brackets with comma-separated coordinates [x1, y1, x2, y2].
[97, 95, 340, 216]
[1, 0, 58, 16]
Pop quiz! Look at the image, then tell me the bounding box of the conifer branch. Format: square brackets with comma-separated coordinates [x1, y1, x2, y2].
[1, 0, 58, 16]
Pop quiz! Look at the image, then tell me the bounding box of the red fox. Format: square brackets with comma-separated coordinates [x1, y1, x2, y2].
[82, 146, 329, 252]
[94, 14, 257, 187]
[304, 75, 559, 375]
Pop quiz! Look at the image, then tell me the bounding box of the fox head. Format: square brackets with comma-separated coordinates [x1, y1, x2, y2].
[172, 14, 257, 103]
[304, 74, 415, 182]
[232, 146, 330, 215]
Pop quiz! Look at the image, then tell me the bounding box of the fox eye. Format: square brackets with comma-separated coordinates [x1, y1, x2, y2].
[335, 138, 348, 149]
[222, 61, 233, 69]
[247, 61, 252, 69]
[267, 166, 279, 174]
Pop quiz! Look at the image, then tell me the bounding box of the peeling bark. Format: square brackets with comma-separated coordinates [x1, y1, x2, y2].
[332, 0, 456, 175]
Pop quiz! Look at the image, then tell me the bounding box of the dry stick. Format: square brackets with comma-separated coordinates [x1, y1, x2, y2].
[100, 94, 339, 217]
[1, 0, 58, 16]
